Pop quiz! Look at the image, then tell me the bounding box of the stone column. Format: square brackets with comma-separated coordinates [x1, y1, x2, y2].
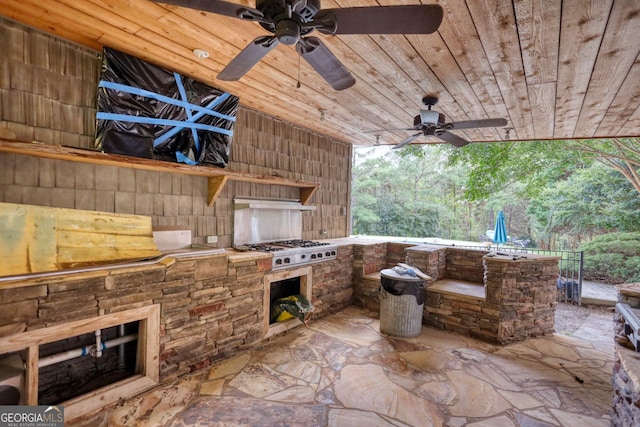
[484, 254, 559, 345]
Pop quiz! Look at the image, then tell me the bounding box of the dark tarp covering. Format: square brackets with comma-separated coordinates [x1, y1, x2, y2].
[96, 47, 239, 168]
[380, 269, 426, 306]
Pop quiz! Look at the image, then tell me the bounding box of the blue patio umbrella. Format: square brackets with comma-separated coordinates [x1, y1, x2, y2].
[493, 210, 508, 245]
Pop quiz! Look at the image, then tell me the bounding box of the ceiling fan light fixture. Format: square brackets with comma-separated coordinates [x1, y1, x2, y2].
[419, 110, 440, 126]
[192, 48, 210, 59]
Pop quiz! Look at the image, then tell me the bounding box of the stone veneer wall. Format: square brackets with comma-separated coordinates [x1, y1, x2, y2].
[351, 243, 388, 308]
[445, 248, 487, 282]
[350, 242, 416, 309]
[612, 283, 640, 426]
[0, 247, 353, 380]
[485, 256, 558, 344]
[406, 246, 447, 281]
[406, 246, 558, 344]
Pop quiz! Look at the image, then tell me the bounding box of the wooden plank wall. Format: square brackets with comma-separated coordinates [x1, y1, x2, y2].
[0, 17, 352, 246]
[0, 18, 99, 148]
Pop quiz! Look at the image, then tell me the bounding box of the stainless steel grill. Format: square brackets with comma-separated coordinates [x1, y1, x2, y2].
[233, 198, 336, 270]
[241, 240, 337, 270]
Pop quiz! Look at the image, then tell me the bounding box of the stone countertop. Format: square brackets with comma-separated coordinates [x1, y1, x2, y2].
[320, 237, 412, 246]
[482, 252, 561, 262]
[405, 244, 560, 262]
[617, 282, 640, 297]
[0, 248, 230, 288]
[618, 345, 640, 389]
[224, 248, 272, 262]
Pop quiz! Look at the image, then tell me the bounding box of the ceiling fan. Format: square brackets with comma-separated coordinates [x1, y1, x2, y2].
[378, 96, 509, 149]
[154, 0, 443, 90]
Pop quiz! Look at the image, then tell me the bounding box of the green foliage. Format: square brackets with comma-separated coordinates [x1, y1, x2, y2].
[446, 140, 591, 201]
[351, 147, 442, 237]
[579, 233, 640, 283]
[352, 139, 640, 254]
[527, 163, 640, 249]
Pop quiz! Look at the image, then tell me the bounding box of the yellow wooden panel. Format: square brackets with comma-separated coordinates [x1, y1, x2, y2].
[0, 202, 160, 276]
[0, 203, 57, 275]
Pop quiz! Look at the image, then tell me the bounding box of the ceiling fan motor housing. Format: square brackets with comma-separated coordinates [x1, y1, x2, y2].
[258, 0, 321, 38]
[276, 20, 301, 44]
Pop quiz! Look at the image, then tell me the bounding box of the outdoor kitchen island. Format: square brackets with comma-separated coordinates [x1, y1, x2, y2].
[0, 240, 354, 418]
[0, 238, 563, 422]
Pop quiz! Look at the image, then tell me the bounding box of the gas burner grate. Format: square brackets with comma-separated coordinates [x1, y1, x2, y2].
[273, 239, 330, 248]
[247, 244, 285, 252]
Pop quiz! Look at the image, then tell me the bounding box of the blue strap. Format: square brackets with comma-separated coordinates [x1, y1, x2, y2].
[176, 151, 197, 165]
[96, 112, 233, 135]
[98, 80, 236, 121]
[173, 72, 200, 153]
[153, 93, 233, 146]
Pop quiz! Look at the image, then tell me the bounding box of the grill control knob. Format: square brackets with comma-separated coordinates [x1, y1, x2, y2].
[325, 251, 331, 257]
[311, 254, 317, 259]
[284, 257, 290, 264]
[301, 254, 306, 259]
[275, 259, 282, 265]
[331, 250, 336, 256]
[318, 253, 323, 258]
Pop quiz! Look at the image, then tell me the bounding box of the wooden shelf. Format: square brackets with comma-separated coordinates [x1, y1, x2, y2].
[0, 139, 320, 206]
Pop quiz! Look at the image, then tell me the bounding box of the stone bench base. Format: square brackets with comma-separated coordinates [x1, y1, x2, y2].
[354, 272, 382, 311]
[424, 279, 493, 341]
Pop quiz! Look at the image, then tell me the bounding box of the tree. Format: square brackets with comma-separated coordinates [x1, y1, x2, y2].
[444, 140, 591, 201]
[351, 147, 443, 237]
[443, 137, 640, 248]
[567, 138, 640, 194]
[527, 163, 640, 249]
[445, 137, 640, 200]
[352, 138, 640, 250]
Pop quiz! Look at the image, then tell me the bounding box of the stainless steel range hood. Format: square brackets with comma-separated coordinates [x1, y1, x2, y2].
[234, 197, 317, 211]
[233, 197, 315, 245]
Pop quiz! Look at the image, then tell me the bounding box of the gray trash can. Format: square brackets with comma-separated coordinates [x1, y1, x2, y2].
[379, 268, 426, 337]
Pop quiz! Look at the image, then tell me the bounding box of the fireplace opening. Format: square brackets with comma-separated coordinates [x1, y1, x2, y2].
[263, 266, 312, 338]
[269, 277, 301, 325]
[38, 321, 140, 404]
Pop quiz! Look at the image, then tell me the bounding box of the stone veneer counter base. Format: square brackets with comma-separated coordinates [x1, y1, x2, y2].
[613, 282, 640, 426]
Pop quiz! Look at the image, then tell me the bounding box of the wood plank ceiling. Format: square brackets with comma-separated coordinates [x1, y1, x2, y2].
[1, 0, 639, 147]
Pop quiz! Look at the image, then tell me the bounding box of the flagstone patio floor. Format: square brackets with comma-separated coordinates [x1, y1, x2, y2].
[70, 305, 615, 427]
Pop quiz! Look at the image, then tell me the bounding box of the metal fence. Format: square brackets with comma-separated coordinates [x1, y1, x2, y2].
[421, 242, 585, 306]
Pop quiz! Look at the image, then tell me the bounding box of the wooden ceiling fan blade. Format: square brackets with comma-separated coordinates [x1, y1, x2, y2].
[437, 131, 470, 147]
[218, 36, 279, 81]
[316, 5, 443, 35]
[297, 37, 355, 91]
[448, 118, 508, 130]
[392, 133, 422, 150]
[153, 0, 264, 20]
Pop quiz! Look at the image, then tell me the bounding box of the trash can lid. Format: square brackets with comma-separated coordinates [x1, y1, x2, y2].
[380, 268, 424, 282]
